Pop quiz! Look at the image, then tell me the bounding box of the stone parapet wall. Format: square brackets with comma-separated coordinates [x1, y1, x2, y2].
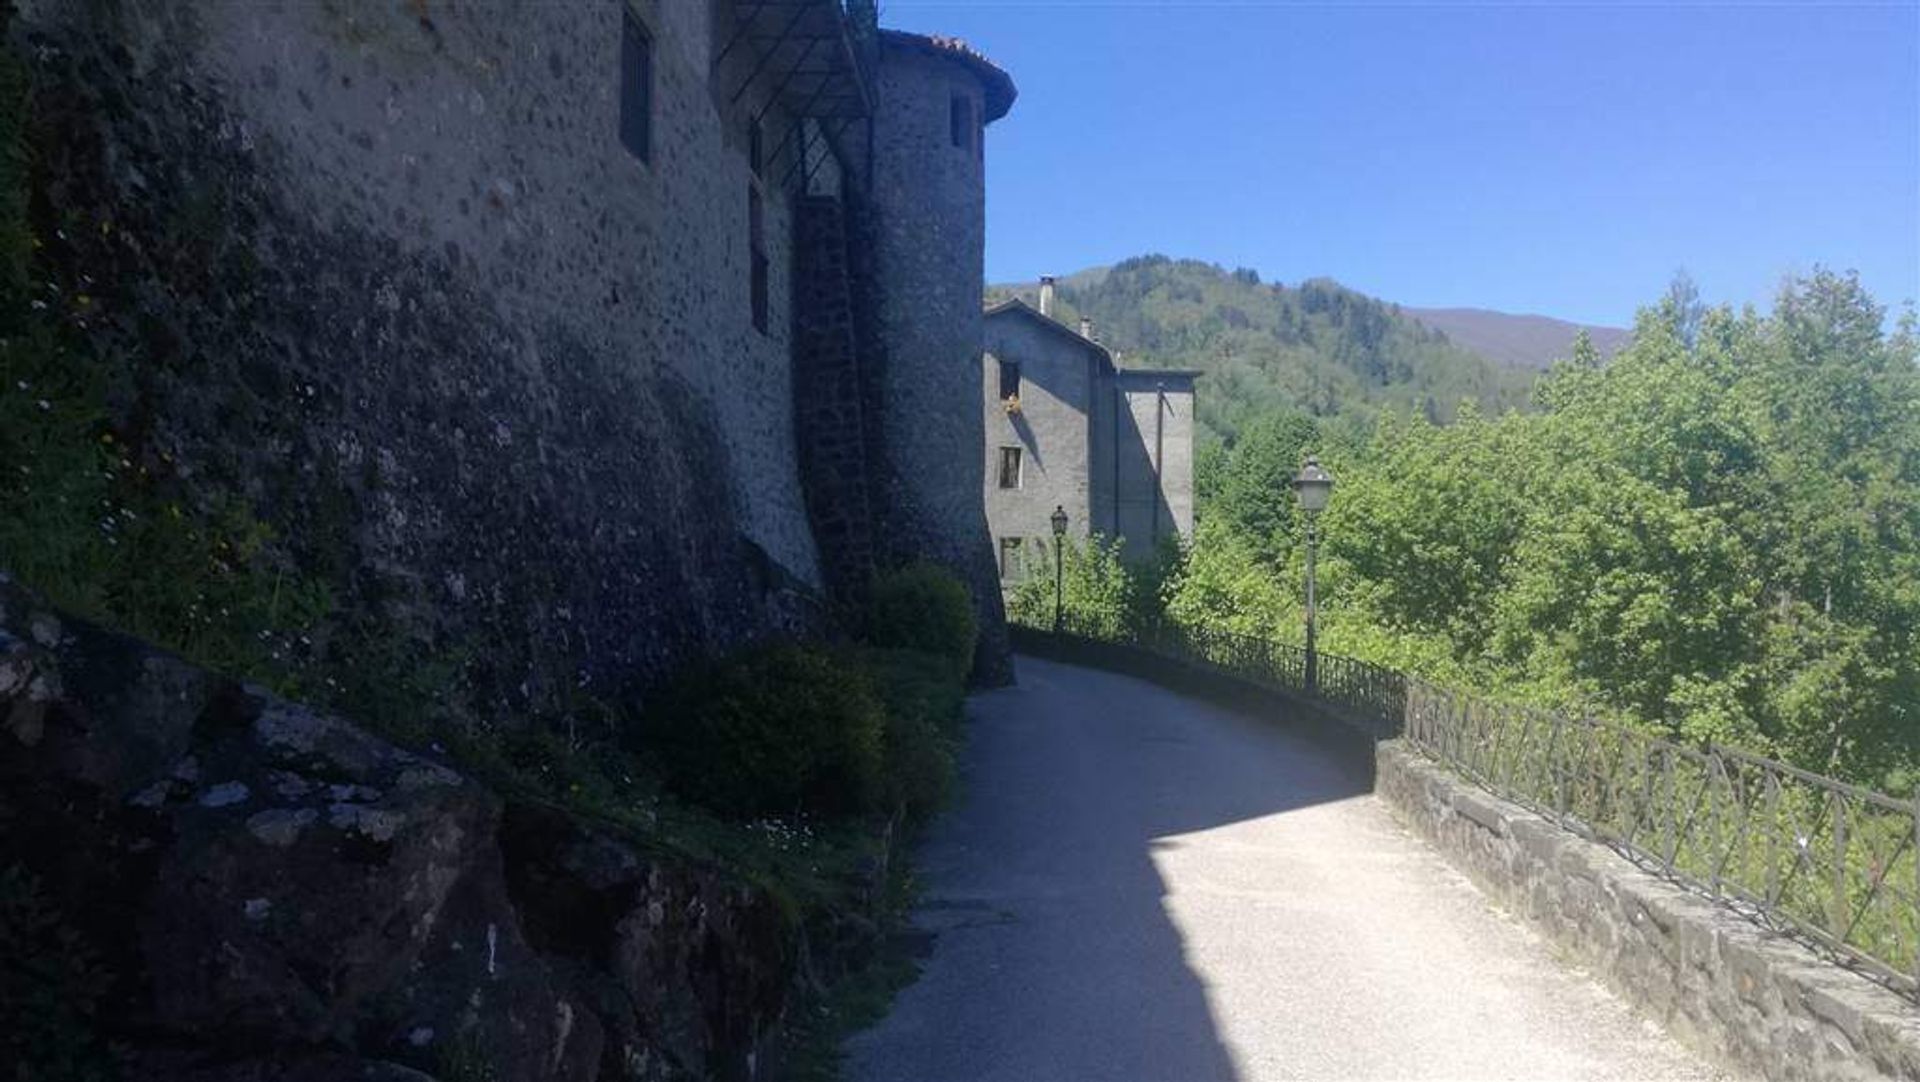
[1377, 741, 1920, 1082]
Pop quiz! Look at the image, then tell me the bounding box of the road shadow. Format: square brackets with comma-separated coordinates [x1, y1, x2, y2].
[846, 653, 1374, 1082]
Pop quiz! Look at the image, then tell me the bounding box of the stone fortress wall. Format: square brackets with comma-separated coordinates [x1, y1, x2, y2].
[862, 31, 1014, 678]
[10, 0, 1016, 712]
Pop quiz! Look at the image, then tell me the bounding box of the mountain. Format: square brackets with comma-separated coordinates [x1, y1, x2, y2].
[987, 256, 1546, 446]
[1402, 307, 1630, 371]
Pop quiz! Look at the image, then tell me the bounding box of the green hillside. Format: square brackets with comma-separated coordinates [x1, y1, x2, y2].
[988, 255, 1538, 446]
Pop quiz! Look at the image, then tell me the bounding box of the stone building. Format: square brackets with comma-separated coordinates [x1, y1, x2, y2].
[983, 277, 1198, 582]
[11, 0, 1016, 695]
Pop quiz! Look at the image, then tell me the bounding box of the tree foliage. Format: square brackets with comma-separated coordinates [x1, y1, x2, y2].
[1164, 271, 1919, 788]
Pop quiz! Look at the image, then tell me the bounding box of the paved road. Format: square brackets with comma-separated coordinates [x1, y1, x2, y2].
[846, 655, 1741, 1082]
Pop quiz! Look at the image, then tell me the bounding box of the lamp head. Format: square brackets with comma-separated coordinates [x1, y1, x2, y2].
[1292, 455, 1335, 516]
[1050, 505, 1069, 537]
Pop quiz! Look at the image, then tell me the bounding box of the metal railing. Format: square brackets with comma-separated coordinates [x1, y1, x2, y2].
[1017, 612, 1920, 996]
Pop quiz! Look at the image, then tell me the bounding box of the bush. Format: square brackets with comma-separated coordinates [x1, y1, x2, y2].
[866, 563, 976, 679]
[1007, 534, 1146, 639]
[863, 648, 966, 822]
[648, 642, 887, 819]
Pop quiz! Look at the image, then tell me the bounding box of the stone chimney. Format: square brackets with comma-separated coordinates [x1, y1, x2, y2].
[1079, 316, 1095, 341]
[1038, 275, 1056, 318]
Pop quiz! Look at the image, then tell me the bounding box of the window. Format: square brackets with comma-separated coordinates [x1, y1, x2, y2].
[998, 358, 1020, 401]
[619, 13, 652, 163]
[998, 446, 1022, 490]
[999, 538, 1024, 580]
[749, 185, 769, 334]
[949, 94, 975, 153]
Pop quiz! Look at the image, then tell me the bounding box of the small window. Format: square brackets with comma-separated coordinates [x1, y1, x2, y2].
[999, 537, 1023, 581]
[998, 446, 1022, 490]
[950, 94, 974, 153]
[749, 186, 768, 334]
[998, 358, 1020, 401]
[619, 14, 652, 163]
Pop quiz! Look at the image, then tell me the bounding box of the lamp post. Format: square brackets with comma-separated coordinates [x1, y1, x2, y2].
[1291, 456, 1334, 694]
[1050, 505, 1069, 634]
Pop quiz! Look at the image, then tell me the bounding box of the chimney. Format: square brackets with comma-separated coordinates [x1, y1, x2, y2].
[1079, 316, 1095, 341]
[1038, 275, 1056, 318]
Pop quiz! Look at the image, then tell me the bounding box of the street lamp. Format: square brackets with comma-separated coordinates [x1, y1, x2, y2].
[1291, 456, 1335, 693]
[1050, 505, 1069, 633]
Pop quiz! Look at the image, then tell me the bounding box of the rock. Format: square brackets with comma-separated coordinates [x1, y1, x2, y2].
[0, 578, 604, 1079]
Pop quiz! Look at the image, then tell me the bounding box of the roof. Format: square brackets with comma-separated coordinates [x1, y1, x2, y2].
[985, 299, 1201, 388]
[1113, 367, 1202, 385]
[881, 30, 1017, 121]
[985, 298, 1115, 370]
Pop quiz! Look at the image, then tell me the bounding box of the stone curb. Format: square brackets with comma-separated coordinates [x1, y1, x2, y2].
[1377, 740, 1920, 1082]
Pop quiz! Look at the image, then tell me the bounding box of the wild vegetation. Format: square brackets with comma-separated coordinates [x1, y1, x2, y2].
[1040, 273, 1919, 793]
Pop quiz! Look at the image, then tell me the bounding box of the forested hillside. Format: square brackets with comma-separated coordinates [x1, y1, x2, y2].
[988, 256, 1538, 444]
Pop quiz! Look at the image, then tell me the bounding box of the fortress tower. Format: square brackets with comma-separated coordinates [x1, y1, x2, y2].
[859, 31, 1018, 679]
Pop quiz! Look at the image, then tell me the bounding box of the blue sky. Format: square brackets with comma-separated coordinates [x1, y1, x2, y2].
[885, 1, 1920, 328]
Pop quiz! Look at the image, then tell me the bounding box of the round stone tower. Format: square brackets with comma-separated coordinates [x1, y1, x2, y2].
[863, 30, 1017, 681]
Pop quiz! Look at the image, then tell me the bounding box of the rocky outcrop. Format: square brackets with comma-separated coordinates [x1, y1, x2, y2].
[0, 574, 796, 1081]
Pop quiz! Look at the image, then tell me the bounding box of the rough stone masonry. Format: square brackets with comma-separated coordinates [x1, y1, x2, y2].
[1377, 741, 1920, 1082]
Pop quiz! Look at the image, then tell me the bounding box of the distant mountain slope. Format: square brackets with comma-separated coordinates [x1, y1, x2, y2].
[1403, 307, 1629, 371]
[988, 256, 1539, 446]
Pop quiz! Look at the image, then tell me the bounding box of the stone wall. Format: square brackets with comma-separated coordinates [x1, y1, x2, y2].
[1377, 741, 1920, 1082]
[982, 311, 1100, 580]
[0, 574, 797, 1081]
[10, 0, 824, 721]
[792, 194, 877, 603]
[865, 35, 1011, 681]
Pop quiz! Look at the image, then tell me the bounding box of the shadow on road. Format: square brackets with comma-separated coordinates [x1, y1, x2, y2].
[847, 653, 1373, 1082]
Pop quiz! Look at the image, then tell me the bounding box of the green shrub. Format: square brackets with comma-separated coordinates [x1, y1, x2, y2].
[648, 642, 887, 819]
[867, 563, 976, 679]
[863, 648, 966, 822]
[1007, 534, 1146, 640]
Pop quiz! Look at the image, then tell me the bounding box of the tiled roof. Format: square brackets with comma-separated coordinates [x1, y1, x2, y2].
[881, 29, 1017, 121]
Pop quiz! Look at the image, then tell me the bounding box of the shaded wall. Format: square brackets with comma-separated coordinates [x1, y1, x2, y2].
[11, 0, 826, 718]
[866, 39, 1010, 679]
[1111, 373, 1195, 565]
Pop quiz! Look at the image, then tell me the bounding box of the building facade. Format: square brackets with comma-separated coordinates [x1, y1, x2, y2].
[12, 0, 1018, 710]
[983, 283, 1197, 583]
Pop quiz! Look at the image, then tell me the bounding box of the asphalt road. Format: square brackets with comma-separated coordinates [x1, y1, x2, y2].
[845, 655, 1741, 1082]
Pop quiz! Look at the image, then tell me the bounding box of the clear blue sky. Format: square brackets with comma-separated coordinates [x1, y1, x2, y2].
[885, 1, 1920, 328]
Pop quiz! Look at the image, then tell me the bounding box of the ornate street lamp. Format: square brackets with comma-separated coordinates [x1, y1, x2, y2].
[1291, 456, 1335, 693]
[1050, 505, 1069, 634]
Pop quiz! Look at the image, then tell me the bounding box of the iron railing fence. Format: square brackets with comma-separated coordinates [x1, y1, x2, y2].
[1406, 683, 1920, 997]
[1016, 612, 1920, 996]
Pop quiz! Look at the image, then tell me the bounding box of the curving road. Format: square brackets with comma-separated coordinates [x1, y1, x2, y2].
[846, 655, 1741, 1082]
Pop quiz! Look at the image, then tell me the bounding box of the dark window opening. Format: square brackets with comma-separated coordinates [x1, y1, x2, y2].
[999, 537, 1023, 580]
[950, 94, 974, 153]
[749, 185, 769, 334]
[619, 13, 652, 163]
[998, 358, 1020, 401]
[998, 446, 1022, 490]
